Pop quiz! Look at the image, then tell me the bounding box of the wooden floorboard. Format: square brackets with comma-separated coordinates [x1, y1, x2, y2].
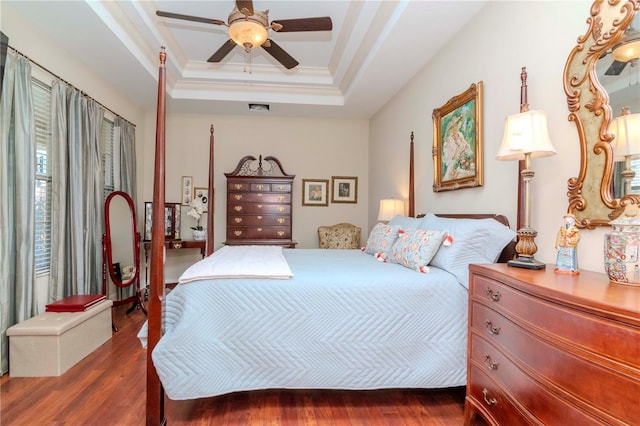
[1, 303, 484, 425]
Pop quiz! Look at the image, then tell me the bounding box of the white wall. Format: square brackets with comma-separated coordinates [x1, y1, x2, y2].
[370, 0, 610, 273]
[141, 112, 369, 281]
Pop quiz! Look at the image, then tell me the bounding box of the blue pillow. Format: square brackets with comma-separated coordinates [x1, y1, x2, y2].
[364, 223, 402, 262]
[388, 215, 423, 230]
[419, 213, 516, 288]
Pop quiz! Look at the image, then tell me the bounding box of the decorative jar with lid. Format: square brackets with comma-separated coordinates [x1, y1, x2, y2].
[604, 214, 640, 286]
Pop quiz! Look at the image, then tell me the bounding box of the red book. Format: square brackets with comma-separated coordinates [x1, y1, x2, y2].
[45, 294, 107, 312]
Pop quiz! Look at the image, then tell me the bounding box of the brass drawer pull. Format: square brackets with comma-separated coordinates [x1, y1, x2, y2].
[256, 184, 264, 190]
[234, 230, 242, 236]
[234, 184, 242, 190]
[234, 217, 243, 223]
[277, 231, 285, 237]
[257, 193, 263, 198]
[278, 185, 285, 190]
[257, 204, 263, 209]
[485, 320, 500, 335]
[278, 207, 284, 212]
[234, 194, 243, 200]
[257, 215, 263, 220]
[278, 195, 285, 201]
[257, 227, 263, 232]
[482, 388, 497, 406]
[277, 218, 285, 224]
[484, 354, 499, 370]
[234, 206, 243, 212]
[485, 287, 501, 302]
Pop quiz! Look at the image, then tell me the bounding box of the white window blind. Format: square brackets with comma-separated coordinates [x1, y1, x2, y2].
[33, 79, 52, 275]
[102, 118, 115, 199]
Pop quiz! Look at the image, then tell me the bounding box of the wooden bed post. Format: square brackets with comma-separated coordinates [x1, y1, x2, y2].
[146, 47, 167, 426]
[206, 125, 215, 257]
[409, 131, 415, 218]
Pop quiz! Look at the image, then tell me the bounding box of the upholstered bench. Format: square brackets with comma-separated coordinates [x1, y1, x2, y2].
[6, 299, 113, 377]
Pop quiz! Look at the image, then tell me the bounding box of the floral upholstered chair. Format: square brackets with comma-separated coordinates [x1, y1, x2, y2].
[317, 223, 362, 249]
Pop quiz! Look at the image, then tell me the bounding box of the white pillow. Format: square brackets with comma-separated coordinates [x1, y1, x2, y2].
[391, 229, 446, 272]
[419, 213, 516, 288]
[364, 223, 402, 262]
[388, 215, 423, 230]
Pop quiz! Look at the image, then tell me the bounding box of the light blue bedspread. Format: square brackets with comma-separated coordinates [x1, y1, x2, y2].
[146, 249, 468, 400]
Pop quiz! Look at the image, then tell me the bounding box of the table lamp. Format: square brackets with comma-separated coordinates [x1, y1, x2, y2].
[377, 199, 405, 222]
[496, 109, 556, 269]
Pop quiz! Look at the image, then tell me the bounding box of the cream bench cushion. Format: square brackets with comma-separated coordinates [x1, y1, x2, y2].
[7, 299, 113, 377]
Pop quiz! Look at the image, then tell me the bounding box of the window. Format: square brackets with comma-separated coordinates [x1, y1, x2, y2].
[32, 78, 115, 275]
[33, 79, 51, 275]
[102, 118, 115, 198]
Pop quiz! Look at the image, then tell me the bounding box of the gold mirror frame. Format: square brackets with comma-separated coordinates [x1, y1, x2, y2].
[564, 0, 639, 228]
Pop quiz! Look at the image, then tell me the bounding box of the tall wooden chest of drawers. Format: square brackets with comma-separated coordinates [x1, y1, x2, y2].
[224, 155, 296, 247]
[465, 263, 640, 426]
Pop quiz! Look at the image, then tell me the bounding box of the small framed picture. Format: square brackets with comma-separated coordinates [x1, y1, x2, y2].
[302, 179, 329, 206]
[331, 176, 358, 203]
[194, 187, 209, 212]
[181, 176, 193, 205]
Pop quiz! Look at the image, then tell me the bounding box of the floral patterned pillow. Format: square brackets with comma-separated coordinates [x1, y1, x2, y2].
[390, 229, 447, 272]
[364, 223, 402, 262]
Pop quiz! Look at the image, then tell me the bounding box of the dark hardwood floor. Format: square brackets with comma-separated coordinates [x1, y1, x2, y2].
[1, 303, 481, 425]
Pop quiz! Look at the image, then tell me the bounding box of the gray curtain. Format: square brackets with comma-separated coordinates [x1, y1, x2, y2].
[115, 117, 137, 300]
[49, 81, 104, 300]
[116, 117, 137, 207]
[0, 52, 37, 374]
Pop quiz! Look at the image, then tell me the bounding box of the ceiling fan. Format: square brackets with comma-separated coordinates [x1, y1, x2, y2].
[156, 0, 333, 70]
[604, 26, 640, 76]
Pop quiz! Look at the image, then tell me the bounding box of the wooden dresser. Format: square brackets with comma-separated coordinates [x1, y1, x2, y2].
[224, 155, 296, 247]
[465, 263, 640, 426]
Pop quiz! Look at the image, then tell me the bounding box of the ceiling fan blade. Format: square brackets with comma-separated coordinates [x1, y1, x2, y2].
[236, 0, 254, 16]
[262, 39, 299, 69]
[272, 17, 333, 32]
[208, 40, 236, 63]
[605, 60, 628, 75]
[156, 10, 226, 26]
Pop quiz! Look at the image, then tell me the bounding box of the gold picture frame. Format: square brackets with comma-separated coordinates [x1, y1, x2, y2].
[331, 176, 358, 203]
[302, 179, 329, 206]
[432, 81, 484, 192]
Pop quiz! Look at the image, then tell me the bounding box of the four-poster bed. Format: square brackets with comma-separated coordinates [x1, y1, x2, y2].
[145, 48, 515, 424]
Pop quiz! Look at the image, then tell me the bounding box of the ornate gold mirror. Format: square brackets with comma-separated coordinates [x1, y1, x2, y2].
[564, 0, 639, 228]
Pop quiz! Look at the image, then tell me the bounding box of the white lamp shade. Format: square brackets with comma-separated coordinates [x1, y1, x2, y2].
[496, 110, 557, 161]
[377, 199, 405, 221]
[229, 20, 268, 48]
[612, 38, 640, 62]
[611, 112, 640, 161]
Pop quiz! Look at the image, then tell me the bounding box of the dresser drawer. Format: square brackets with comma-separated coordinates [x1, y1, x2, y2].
[228, 204, 291, 215]
[228, 182, 250, 191]
[228, 215, 290, 226]
[466, 365, 532, 426]
[469, 337, 604, 426]
[471, 302, 640, 424]
[270, 183, 291, 192]
[472, 274, 640, 369]
[228, 192, 291, 203]
[250, 183, 270, 191]
[227, 227, 291, 240]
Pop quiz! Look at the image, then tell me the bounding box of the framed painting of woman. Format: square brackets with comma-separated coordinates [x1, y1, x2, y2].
[432, 81, 484, 192]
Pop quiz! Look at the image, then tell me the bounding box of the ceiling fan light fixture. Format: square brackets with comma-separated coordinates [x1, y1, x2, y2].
[228, 8, 269, 52]
[612, 34, 640, 62]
